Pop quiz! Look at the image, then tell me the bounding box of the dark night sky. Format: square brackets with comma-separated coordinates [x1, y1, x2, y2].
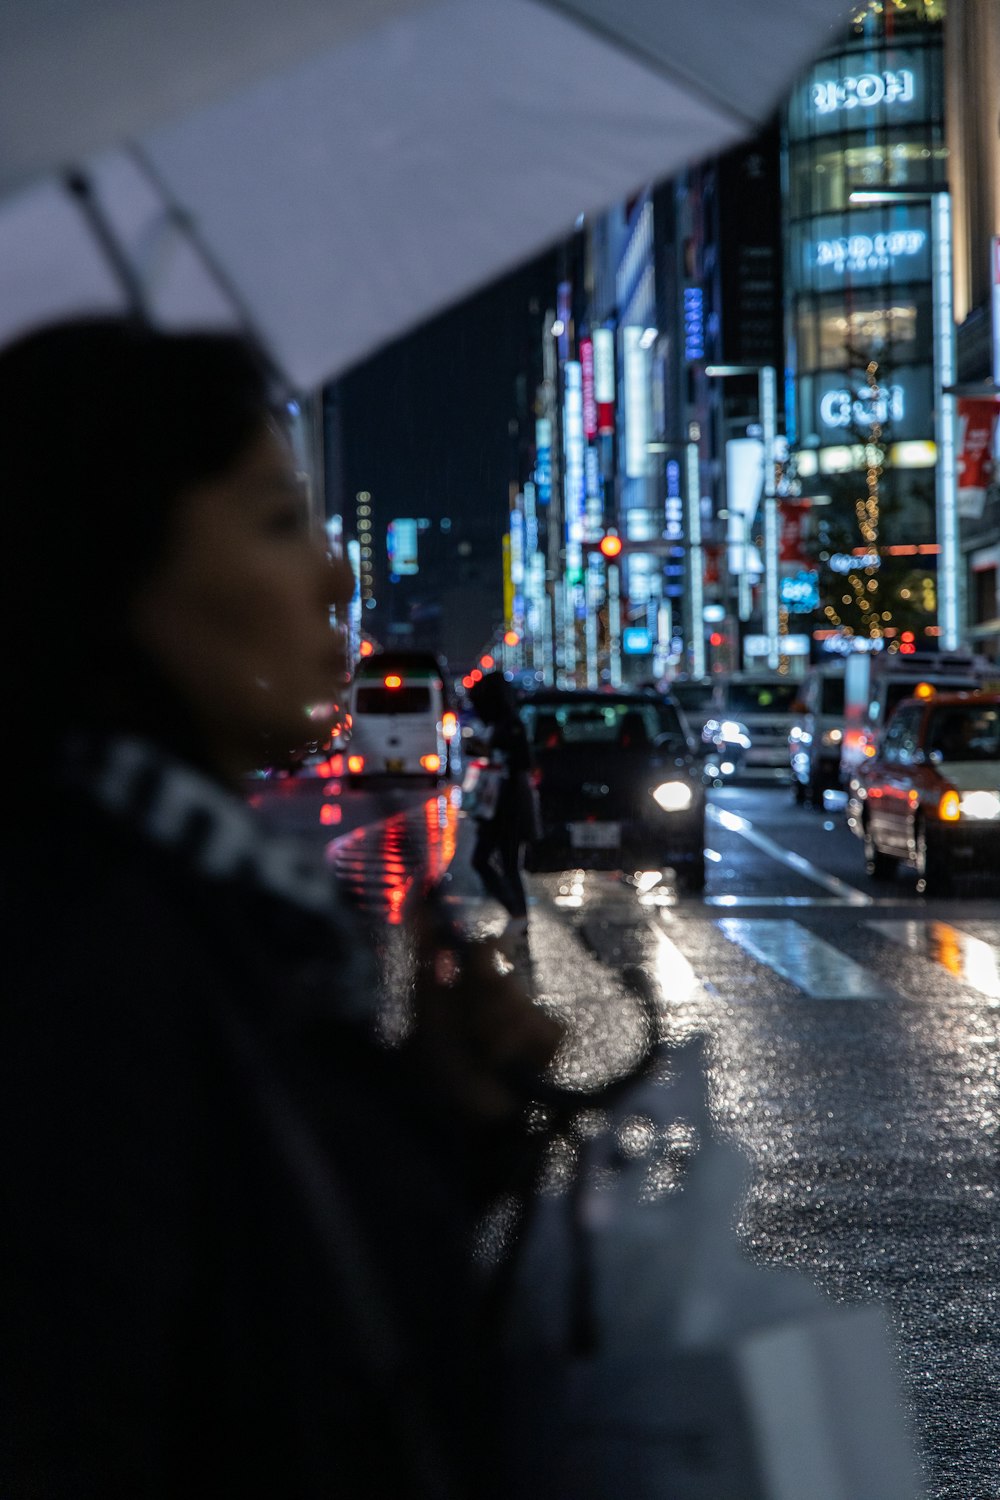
[337, 248, 557, 668]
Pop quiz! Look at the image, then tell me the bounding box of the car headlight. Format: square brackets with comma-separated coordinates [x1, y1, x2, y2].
[652, 780, 694, 812]
[718, 719, 751, 750]
[821, 727, 843, 746]
[958, 790, 1000, 821]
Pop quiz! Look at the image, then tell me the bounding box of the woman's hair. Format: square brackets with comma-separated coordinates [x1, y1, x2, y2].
[469, 671, 516, 726]
[1, 317, 275, 762]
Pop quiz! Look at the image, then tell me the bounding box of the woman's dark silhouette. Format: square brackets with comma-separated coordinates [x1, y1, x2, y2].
[468, 672, 534, 947]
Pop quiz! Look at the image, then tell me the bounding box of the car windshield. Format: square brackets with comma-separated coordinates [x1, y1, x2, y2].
[927, 705, 1000, 762]
[523, 698, 685, 748]
[725, 681, 800, 714]
[882, 677, 977, 720]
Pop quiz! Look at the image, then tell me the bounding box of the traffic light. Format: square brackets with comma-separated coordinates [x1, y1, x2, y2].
[598, 532, 623, 559]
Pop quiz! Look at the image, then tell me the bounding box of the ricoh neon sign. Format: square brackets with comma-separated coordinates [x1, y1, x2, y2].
[819, 384, 905, 430]
[811, 68, 914, 115]
[815, 229, 926, 275]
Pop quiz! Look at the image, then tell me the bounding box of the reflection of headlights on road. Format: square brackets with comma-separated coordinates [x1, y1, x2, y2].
[718, 719, 751, 750]
[791, 751, 810, 774]
[958, 790, 1000, 820]
[822, 727, 843, 746]
[652, 780, 694, 812]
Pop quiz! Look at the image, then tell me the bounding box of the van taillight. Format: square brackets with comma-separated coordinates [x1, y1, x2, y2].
[347, 755, 364, 774]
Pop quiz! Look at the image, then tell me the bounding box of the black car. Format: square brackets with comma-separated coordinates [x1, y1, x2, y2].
[520, 689, 706, 890]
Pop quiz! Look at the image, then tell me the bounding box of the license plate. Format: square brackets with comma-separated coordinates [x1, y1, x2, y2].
[569, 821, 621, 849]
[386, 758, 403, 772]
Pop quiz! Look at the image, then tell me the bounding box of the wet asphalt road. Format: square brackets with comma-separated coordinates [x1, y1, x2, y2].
[250, 773, 999, 1500]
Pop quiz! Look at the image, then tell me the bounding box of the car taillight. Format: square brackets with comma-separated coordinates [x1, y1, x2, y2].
[420, 754, 441, 772]
[938, 789, 960, 821]
[347, 755, 364, 774]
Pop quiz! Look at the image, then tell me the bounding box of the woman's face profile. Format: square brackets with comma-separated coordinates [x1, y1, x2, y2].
[132, 422, 355, 778]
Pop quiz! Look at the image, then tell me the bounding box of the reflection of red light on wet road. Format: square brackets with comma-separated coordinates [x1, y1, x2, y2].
[320, 804, 342, 826]
[328, 795, 462, 924]
[423, 792, 460, 883]
[386, 881, 407, 925]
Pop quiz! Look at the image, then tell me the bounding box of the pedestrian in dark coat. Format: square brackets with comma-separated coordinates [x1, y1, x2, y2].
[0, 319, 561, 1499]
[467, 672, 535, 947]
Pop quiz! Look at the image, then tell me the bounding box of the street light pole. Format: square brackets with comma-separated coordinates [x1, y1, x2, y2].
[759, 365, 780, 669]
[684, 436, 706, 678]
[706, 363, 780, 668]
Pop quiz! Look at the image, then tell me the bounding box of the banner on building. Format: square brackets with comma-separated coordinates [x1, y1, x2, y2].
[779, 499, 812, 566]
[956, 397, 999, 519]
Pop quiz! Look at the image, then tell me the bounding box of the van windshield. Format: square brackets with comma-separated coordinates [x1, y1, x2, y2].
[725, 682, 800, 713]
[355, 686, 432, 714]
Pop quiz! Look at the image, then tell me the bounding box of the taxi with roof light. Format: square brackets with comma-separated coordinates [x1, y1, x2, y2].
[846, 690, 1000, 894]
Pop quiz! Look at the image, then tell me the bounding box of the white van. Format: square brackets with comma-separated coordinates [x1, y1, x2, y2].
[345, 650, 457, 781]
[710, 673, 803, 780]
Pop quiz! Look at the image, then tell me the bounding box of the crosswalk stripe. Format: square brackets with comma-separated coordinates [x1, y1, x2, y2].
[867, 919, 1000, 1001]
[707, 805, 872, 906]
[717, 918, 898, 1001]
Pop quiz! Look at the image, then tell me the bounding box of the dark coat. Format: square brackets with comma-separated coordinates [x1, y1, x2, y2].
[483, 714, 536, 840]
[1, 745, 509, 1499]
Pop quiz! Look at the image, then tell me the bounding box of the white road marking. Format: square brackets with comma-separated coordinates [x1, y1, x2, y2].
[707, 803, 872, 906]
[717, 918, 898, 1000]
[868, 919, 1000, 1001]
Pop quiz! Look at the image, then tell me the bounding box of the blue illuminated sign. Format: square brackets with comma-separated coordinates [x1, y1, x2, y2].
[535, 418, 552, 504]
[684, 287, 705, 361]
[780, 570, 820, 613]
[622, 626, 653, 654]
[795, 206, 931, 293]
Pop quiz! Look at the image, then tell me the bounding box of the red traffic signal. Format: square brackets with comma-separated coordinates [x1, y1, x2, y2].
[599, 532, 623, 559]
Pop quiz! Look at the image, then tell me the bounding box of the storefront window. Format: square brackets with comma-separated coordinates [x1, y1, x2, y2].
[789, 138, 948, 218]
[797, 298, 922, 371]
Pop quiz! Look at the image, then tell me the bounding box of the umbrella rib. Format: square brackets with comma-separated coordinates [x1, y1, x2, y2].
[64, 170, 152, 323]
[538, 0, 759, 130]
[127, 144, 289, 393]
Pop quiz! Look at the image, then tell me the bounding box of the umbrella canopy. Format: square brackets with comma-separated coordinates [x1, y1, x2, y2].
[0, 0, 852, 388]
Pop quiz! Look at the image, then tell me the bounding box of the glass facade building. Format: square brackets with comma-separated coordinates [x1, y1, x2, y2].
[785, 6, 947, 518]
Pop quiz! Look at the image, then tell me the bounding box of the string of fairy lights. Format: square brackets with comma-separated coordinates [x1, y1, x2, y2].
[822, 361, 900, 654]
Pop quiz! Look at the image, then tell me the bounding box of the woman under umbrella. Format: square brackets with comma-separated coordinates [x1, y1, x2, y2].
[0, 318, 560, 1499]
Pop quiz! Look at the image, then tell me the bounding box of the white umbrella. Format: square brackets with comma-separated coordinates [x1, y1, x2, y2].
[0, 0, 851, 388]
